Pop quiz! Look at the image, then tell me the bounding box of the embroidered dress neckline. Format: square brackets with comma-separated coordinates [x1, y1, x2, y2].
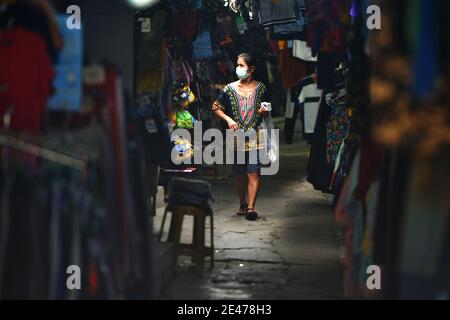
[230, 82, 262, 99]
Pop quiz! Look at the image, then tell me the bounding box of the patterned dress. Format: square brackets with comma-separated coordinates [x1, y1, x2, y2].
[212, 82, 270, 151]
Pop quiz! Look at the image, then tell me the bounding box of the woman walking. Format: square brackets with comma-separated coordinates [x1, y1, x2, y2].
[212, 53, 271, 221]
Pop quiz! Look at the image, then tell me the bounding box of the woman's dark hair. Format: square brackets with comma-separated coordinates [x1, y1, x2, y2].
[237, 52, 256, 68]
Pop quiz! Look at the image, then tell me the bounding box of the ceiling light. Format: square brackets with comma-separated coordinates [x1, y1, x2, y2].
[126, 0, 160, 8]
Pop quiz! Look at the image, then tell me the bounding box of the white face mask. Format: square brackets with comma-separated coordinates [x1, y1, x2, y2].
[236, 66, 250, 80]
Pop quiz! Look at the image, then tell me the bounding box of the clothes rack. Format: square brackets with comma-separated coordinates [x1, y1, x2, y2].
[0, 134, 87, 171]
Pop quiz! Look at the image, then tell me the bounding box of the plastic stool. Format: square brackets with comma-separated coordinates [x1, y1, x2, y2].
[158, 204, 214, 269]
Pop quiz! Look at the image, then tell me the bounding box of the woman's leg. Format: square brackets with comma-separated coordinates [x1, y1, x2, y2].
[247, 172, 260, 210]
[235, 174, 247, 205]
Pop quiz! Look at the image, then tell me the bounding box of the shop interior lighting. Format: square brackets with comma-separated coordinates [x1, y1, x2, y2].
[126, 0, 160, 8]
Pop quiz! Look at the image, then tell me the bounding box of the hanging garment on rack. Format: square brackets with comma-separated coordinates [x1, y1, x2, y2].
[172, 59, 194, 84]
[259, 0, 297, 27]
[299, 76, 322, 142]
[306, 94, 334, 194]
[292, 40, 318, 62]
[272, 11, 306, 37]
[325, 88, 349, 163]
[284, 87, 301, 145]
[170, 7, 199, 40]
[0, 1, 62, 62]
[398, 156, 450, 299]
[135, 10, 167, 93]
[0, 132, 134, 299]
[0, 27, 54, 134]
[193, 31, 213, 60]
[135, 98, 172, 165]
[306, 0, 350, 56]
[278, 42, 308, 88]
[215, 11, 238, 43]
[317, 51, 346, 90]
[372, 150, 410, 299]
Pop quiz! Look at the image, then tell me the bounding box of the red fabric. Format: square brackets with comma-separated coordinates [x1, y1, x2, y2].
[0, 27, 54, 134]
[279, 47, 308, 88]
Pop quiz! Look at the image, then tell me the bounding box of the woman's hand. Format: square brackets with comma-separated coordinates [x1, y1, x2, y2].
[227, 118, 239, 131]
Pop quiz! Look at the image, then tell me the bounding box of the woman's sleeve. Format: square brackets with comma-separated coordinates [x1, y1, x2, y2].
[212, 89, 228, 112]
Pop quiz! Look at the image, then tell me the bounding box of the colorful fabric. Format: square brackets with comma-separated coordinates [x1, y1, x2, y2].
[325, 88, 349, 164]
[212, 81, 270, 151]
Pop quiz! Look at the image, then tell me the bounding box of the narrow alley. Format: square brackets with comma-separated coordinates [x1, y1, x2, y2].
[1, 0, 449, 303]
[155, 119, 344, 299]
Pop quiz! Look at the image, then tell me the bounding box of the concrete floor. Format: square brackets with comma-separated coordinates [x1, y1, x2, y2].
[154, 118, 344, 300]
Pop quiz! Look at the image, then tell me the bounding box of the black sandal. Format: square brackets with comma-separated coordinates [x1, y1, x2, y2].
[245, 208, 258, 221]
[237, 203, 248, 216]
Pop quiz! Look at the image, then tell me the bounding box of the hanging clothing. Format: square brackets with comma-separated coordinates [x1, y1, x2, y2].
[0, 27, 54, 134]
[292, 40, 318, 62]
[299, 77, 322, 138]
[193, 31, 213, 60]
[284, 88, 298, 144]
[278, 42, 308, 88]
[259, 0, 298, 27]
[317, 51, 346, 90]
[306, 94, 334, 194]
[272, 9, 307, 36]
[170, 7, 199, 40]
[325, 88, 349, 163]
[0, 1, 61, 62]
[135, 10, 167, 93]
[398, 156, 450, 299]
[306, 0, 350, 56]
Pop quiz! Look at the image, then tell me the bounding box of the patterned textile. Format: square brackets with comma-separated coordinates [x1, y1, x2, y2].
[325, 88, 349, 163]
[212, 81, 270, 151]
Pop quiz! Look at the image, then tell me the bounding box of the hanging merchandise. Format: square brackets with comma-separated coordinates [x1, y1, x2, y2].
[215, 11, 237, 44]
[170, 6, 199, 40]
[48, 14, 83, 112]
[236, 15, 248, 34]
[176, 109, 195, 129]
[271, 0, 307, 40]
[258, 0, 297, 27]
[0, 0, 63, 63]
[325, 87, 349, 164]
[0, 27, 54, 134]
[171, 81, 197, 109]
[278, 40, 308, 88]
[397, 156, 450, 299]
[172, 136, 194, 162]
[298, 74, 322, 143]
[306, 95, 334, 194]
[284, 88, 298, 144]
[172, 59, 194, 85]
[0, 130, 113, 299]
[193, 30, 213, 60]
[411, 0, 439, 98]
[135, 96, 172, 165]
[306, 0, 350, 56]
[292, 40, 317, 62]
[317, 52, 347, 90]
[135, 9, 167, 93]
